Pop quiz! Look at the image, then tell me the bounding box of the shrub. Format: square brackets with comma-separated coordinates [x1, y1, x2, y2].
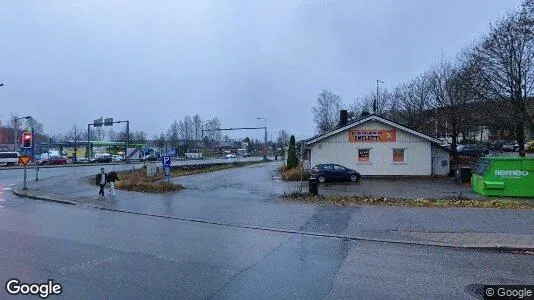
[116, 181, 184, 193]
[115, 169, 183, 193]
[279, 165, 310, 181]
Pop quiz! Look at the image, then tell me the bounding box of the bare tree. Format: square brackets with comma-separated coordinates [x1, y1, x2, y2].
[472, 1, 534, 155]
[107, 128, 117, 141]
[349, 88, 394, 118]
[193, 114, 202, 141]
[153, 133, 166, 150]
[392, 73, 433, 132]
[64, 124, 84, 158]
[428, 56, 482, 157]
[203, 118, 222, 143]
[167, 121, 180, 149]
[312, 89, 343, 133]
[89, 125, 105, 141]
[82, 128, 95, 141]
[276, 130, 290, 148]
[130, 130, 147, 144]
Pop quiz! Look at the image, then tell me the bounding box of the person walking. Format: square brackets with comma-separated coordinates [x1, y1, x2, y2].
[107, 169, 118, 196]
[95, 168, 107, 198]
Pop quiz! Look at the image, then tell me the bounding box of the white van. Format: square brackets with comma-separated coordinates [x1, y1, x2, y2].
[0, 152, 19, 166]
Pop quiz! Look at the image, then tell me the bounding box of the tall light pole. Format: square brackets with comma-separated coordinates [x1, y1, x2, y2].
[257, 117, 267, 160]
[375, 80, 384, 114]
[201, 120, 207, 157]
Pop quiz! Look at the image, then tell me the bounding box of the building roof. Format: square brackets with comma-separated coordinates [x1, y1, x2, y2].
[306, 114, 443, 146]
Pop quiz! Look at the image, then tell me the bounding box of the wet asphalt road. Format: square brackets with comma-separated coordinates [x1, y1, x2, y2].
[0, 165, 533, 299]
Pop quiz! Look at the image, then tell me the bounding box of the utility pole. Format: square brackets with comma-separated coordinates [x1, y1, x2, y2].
[257, 117, 267, 160]
[201, 123, 204, 157]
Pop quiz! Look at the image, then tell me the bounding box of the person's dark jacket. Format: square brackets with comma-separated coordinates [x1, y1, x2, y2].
[95, 173, 107, 185]
[107, 171, 118, 183]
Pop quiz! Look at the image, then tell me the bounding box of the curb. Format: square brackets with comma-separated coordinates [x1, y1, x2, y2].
[12, 187, 76, 205]
[11, 187, 534, 253]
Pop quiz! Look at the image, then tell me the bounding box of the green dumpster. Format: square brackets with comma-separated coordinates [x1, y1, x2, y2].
[472, 157, 534, 197]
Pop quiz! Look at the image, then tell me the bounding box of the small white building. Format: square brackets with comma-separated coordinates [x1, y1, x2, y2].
[306, 113, 450, 176]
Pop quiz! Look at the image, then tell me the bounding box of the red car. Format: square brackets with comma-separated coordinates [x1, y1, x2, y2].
[38, 155, 68, 165]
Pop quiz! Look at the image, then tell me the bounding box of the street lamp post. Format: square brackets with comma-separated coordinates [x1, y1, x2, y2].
[257, 117, 267, 160]
[375, 80, 384, 114]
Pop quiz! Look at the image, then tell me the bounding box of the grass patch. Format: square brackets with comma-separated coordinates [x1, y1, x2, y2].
[114, 169, 184, 193]
[279, 165, 310, 181]
[281, 192, 533, 209]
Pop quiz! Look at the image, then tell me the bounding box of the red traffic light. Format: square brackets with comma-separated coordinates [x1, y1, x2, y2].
[22, 132, 32, 148]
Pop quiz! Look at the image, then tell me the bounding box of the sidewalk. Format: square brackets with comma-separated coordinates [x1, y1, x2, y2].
[12, 162, 534, 251]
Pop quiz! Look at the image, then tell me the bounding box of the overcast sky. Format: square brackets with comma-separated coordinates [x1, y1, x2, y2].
[0, 0, 522, 141]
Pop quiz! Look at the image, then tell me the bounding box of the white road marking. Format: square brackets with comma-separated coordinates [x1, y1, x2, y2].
[0, 205, 4, 208]
[1, 188, 13, 191]
[0, 199, 5, 202]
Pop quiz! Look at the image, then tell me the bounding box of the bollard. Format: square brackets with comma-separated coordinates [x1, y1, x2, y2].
[308, 177, 318, 195]
[35, 167, 39, 181]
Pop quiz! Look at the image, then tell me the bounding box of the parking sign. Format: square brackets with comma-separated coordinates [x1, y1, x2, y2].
[162, 156, 171, 167]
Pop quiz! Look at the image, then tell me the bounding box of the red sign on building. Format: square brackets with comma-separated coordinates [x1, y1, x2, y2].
[348, 130, 396, 143]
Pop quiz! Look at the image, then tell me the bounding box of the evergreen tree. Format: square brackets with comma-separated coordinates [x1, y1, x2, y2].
[287, 135, 298, 169]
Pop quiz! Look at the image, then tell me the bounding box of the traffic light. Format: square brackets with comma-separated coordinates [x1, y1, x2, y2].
[22, 132, 32, 148]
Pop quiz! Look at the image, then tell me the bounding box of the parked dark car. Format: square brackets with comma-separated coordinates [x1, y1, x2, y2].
[309, 164, 361, 183]
[456, 144, 489, 156]
[90, 155, 112, 163]
[141, 154, 159, 162]
[489, 140, 506, 151]
[38, 155, 68, 165]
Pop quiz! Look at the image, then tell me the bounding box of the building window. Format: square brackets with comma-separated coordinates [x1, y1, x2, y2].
[392, 148, 405, 163]
[358, 149, 370, 163]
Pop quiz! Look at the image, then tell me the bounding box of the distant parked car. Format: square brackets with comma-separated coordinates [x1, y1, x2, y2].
[489, 140, 506, 151]
[112, 155, 124, 162]
[456, 144, 489, 157]
[74, 157, 89, 163]
[141, 154, 159, 162]
[226, 154, 237, 158]
[90, 154, 112, 163]
[38, 155, 68, 165]
[309, 164, 361, 183]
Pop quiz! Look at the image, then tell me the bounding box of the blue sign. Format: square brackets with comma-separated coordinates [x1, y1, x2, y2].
[162, 156, 171, 167]
[20, 148, 32, 157]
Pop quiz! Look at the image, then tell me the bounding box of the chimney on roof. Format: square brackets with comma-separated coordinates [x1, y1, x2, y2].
[339, 110, 348, 127]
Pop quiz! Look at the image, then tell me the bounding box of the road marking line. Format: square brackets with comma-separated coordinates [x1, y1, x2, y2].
[0, 205, 4, 208]
[1, 188, 13, 191]
[0, 199, 5, 202]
